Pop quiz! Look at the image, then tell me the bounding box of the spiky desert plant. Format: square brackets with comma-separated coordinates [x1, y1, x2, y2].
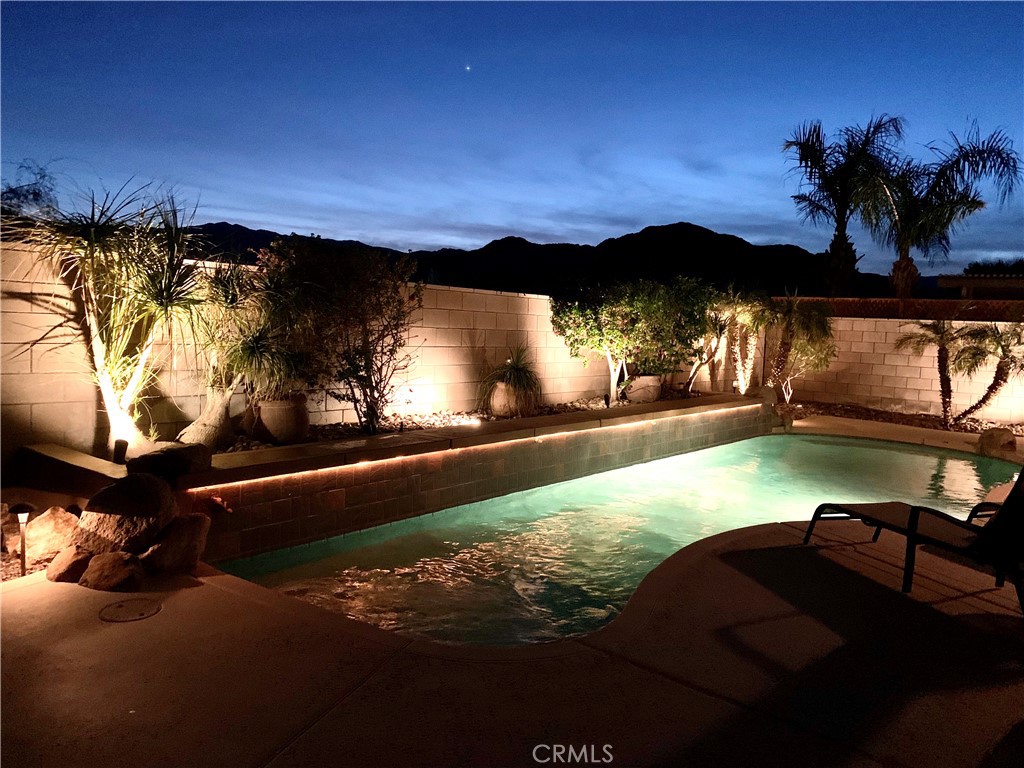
[12, 186, 201, 454]
[480, 344, 543, 417]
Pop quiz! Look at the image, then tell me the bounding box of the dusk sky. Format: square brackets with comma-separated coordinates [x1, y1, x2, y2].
[3, 2, 1022, 275]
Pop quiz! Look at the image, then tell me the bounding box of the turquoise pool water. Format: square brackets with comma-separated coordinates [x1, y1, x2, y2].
[223, 435, 1017, 645]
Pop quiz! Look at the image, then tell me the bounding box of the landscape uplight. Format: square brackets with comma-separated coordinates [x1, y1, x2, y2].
[17, 511, 29, 576]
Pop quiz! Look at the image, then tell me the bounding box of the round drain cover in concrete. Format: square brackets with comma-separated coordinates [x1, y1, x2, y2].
[99, 598, 162, 623]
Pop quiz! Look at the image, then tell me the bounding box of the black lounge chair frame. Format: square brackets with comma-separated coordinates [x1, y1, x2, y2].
[804, 467, 1024, 616]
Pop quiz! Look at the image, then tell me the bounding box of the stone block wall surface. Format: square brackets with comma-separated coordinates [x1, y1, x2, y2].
[791, 318, 1024, 422]
[1, 242, 102, 463]
[1, 240, 607, 464]
[187, 402, 773, 562]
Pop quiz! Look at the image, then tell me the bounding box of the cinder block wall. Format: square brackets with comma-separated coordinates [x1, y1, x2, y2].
[1, 243, 606, 463]
[791, 318, 1024, 422]
[1, 243, 102, 461]
[4, 239, 1021, 467]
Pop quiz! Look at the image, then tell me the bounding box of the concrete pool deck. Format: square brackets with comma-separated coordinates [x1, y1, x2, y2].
[2, 416, 1022, 767]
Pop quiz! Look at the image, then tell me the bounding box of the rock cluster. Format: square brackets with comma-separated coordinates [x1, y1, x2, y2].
[43, 468, 212, 590]
[1, 443, 215, 591]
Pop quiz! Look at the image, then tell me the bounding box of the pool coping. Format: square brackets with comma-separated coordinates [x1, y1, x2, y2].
[4, 519, 1021, 768]
[5, 416, 1023, 766]
[784, 412, 1024, 465]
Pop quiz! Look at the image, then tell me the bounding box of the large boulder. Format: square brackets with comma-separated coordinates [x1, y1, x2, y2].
[46, 545, 94, 583]
[13, 506, 80, 563]
[78, 551, 144, 592]
[978, 427, 1017, 458]
[126, 442, 212, 488]
[140, 513, 211, 575]
[73, 474, 177, 554]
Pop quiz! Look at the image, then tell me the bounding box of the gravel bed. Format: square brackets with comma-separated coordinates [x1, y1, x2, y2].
[783, 401, 1024, 436]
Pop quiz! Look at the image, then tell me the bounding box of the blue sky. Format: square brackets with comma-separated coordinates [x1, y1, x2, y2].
[3, 2, 1022, 275]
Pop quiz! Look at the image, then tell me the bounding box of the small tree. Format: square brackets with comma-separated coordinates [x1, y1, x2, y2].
[682, 300, 730, 394]
[551, 283, 632, 404]
[624, 278, 714, 378]
[1, 160, 58, 217]
[551, 278, 713, 403]
[764, 296, 833, 388]
[770, 335, 837, 403]
[895, 320, 979, 429]
[317, 250, 423, 434]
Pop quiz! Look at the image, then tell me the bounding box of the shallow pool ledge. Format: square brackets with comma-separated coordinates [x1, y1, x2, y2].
[184, 395, 774, 561]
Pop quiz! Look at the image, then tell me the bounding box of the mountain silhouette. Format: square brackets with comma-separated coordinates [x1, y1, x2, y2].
[192, 220, 880, 297]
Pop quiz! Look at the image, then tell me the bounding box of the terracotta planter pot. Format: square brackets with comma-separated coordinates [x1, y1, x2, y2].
[254, 394, 310, 444]
[625, 375, 662, 403]
[489, 382, 537, 418]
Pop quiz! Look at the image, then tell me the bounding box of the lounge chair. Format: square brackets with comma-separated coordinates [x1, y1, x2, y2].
[803, 467, 1024, 616]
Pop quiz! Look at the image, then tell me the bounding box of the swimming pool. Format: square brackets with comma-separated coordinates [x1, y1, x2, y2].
[222, 435, 1017, 645]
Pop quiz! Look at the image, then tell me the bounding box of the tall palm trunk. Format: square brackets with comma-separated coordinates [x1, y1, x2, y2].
[936, 344, 953, 429]
[890, 245, 920, 300]
[953, 359, 1010, 424]
[825, 229, 857, 297]
[768, 328, 793, 387]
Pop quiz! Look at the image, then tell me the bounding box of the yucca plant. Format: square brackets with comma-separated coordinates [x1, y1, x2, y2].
[480, 344, 542, 418]
[11, 185, 202, 455]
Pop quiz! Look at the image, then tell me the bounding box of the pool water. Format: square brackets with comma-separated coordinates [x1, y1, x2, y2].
[223, 435, 1017, 645]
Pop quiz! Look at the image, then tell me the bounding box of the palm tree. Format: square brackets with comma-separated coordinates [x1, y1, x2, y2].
[765, 295, 833, 388]
[784, 115, 905, 295]
[952, 323, 1024, 424]
[865, 124, 1021, 299]
[895, 320, 979, 429]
